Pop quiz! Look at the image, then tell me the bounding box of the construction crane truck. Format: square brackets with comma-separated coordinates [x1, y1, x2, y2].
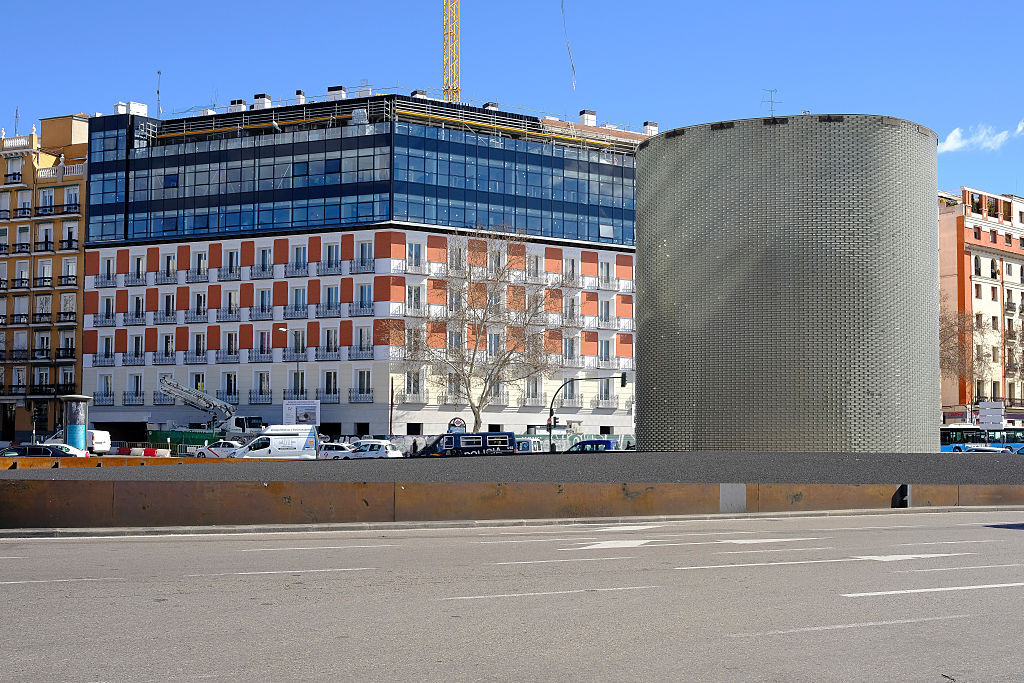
[152, 377, 265, 444]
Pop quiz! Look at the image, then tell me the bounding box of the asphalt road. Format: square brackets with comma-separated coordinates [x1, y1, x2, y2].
[3, 450, 1024, 484]
[2, 509, 1024, 681]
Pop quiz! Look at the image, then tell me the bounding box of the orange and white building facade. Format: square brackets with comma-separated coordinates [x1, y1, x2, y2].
[939, 186, 1024, 421]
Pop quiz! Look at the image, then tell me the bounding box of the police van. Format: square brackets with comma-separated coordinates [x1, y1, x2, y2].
[415, 432, 517, 457]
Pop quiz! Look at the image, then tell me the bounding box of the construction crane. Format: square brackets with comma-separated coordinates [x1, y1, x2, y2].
[443, 0, 461, 102]
[157, 376, 261, 435]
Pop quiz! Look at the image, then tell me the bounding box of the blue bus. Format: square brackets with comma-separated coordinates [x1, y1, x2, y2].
[940, 424, 1024, 452]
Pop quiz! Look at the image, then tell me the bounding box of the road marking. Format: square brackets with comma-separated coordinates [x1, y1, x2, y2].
[714, 547, 835, 555]
[594, 525, 662, 532]
[238, 545, 397, 552]
[0, 556, 26, 559]
[480, 538, 600, 544]
[728, 615, 968, 637]
[809, 525, 929, 531]
[894, 563, 1024, 573]
[677, 553, 971, 570]
[844, 582, 1024, 597]
[185, 568, 376, 577]
[442, 585, 658, 600]
[0, 577, 124, 585]
[571, 537, 823, 551]
[493, 556, 634, 565]
[897, 540, 1001, 546]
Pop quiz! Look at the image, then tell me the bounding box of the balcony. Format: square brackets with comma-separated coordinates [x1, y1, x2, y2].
[31, 348, 51, 360]
[154, 311, 177, 324]
[124, 272, 146, 285]
[1008, 363, 1020, 376]
[153, 391, 175, 405]
[591, 396, 618, 409]
[56, 311, 77, 323]
[404, 304, 425, 318]
[283, 389, 307, 400]
[10, 313, 29, 325]
[248, 349, 273, 362]
[216, 391, 239, 405]
[487, 390, 510, 406]
[349, 388, 374, 403]
[562, 355, 585, 368]
[56, 383, 76, 395]
[315, 347, 345, 361]
[154, 271, 178, 284]
[618, 319, 635, 331]
[349, 346, 374, 360]
[562, 312, 584, 328]
[317, 388, 341, 404]
[597, 317, 617, 330]
[123, 392, 145, 406]
[217, 307, 241, 322]
[14, 208, 31, 219]
[10, 277, 29, 289]
[398, 390, 429, 404]
[33, 240, 54, 252]
[32, 312, 52, 324]
[10, 349, 29, 361]
[598, 277, 617, 291]
[283, 304, 308, 320]
[318, 260, 345, 275]
[4, 383, 27, 396]
[92, 354, 115, 367]
[29, 384, 56, 396]
[350, 258, 375, 274]
[184, 309, 208, 323]
[92, 392, 114, 406]
[285, 261, 308, 277]
[59, 238, 79, 251]
[437, 392, 467, 406]
[4, 172, 23, 184]
[35, 203, 80, 216]
[216, 349, 240, 363]
[1007, 302, 1019, 315]
[251, 264, 275, 279]
[316, 303, 344, 318]
[0, 243, 5, 254]
[282, 348, 307, 362]
[94, 274, 117, 287]
[598, 358, 620, 370]
[33, 276, 53, 288]
[124, 312, 147, 325]
[249, 306, 274, 321]
[153, 352, 177, 365]
[184, 350, 208, 364]
[519, 393, 547, 408]
[55, 347, 75, 360]
[218, 266, 241, 281]
[94, 314, 116, 327]
[402, 261, 427, 275]
[619, 280, 635, 293]
[0, 314, 5, 326]
[249, 390, 273, 404]
[349, 302, 374, 317]
[556, 395, 584, 409]
[185, 268, 209, 283]
[122, 353, 146, 366]
[57, 275, 78, 287]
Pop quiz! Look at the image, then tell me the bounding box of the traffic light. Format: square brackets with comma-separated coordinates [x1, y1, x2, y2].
[620, 372, 627, 388]
[553, 416, 560, 427]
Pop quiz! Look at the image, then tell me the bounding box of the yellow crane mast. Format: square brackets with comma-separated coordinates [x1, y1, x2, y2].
[443, 0, 461, 102]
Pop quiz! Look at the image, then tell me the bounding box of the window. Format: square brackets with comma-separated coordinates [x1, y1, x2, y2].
[599, 378, 613, 400]
[324, 370, 338, 394]
[1009, 264, 1014, 277]
[974, 256, 981, 275]
[163, 174, 178, 188]
[405, 370, 421, 394]
[599, 339, 611, 361]
[976, 284, 982, 298]
[406, 284, 422, 309]
[992, 346, 1000, 363]
[356, 369, 371, 393]
[993, 316, 999, 330]
[488, 332, 501, 357]
[975, 313, 983, 328]
[1007, 234, 1013, 246]
[407, 242, 422, 266]
[977, 379, 985, 399]
[992, 381, 1001, 399]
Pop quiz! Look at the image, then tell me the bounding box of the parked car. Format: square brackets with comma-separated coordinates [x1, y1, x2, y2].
[0, 444, 83, 458]
[194, 440, 244, 458]
[318, 442, 356, 459]
[233, 425, 318, 459]
[966, 445, 1014, 453]
[516, 437, 545, 454]
[349, 440, 404, 459]
[562, 439, 619, 454]
[414, 432, 517, 457]
[43, 428, 111, 454]
[47, 443, 90, 458]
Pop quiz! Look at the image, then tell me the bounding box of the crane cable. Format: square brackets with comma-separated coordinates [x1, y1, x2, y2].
[561, 0, 577, 90]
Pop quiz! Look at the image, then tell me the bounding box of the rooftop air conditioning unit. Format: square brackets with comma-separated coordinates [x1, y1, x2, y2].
[643, 121, 659, 135]
[579, 109, 596, 126]
[483, 102, 499, 111]
[228, 99, 246, 113]
[327, 86, 347, 101]
[295, 89, 306, 105]
[411, 89, 429, 99]
[252, 93, 272, 110]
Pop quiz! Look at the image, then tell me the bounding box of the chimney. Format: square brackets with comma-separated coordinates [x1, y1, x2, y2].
[579, 109, 596, 126]
[327, 86, 347, 101]
[643, 121, 659, 135]
[228, 99, 247, 113]
[252, 93, 272, 110]
[411, 89, 429, 99]
[483, 101, 499, 111]
[295, 89, 306, 105]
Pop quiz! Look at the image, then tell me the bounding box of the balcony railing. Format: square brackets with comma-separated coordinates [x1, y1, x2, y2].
[487, 390, 510, 406]
[283, 304, 308, 319]
[14, 208, 31, 218]
[92, 354, 115, 367]
[125, 312, 147, 325]
[33, 240, 54, 252]
[10, 349, 29, 361]
[561, 355, 585, 368]
[5, 385, 28, 396]
[32, 312, 52, 324]
[153, 352, 177, 365]
[122, 353, 146, 366]
[217, 307, 241, 322]
[10, 313, 29, 325]
[562, 312, 583, 327]
[1007, 302, 1019, 315]
[153, 391, 175, 405]
[619, 280, 635, 293]
[248, 349, 273, 363]
[598, 358, 620, 370]
[10, 277, 29, 288]
[349, 388, 374, 403]
[216, 391, 240, 405]
[438, 392, 468, 406]
[34, 275, 54, 288]
[31, 347, 51, 360]
[249, 390, 273, 404]
[154, 311, 177, 324]
[185, 268, 209, 283]
[56, 311, 77, 323]
[123, 392, 145, 406]
[619, 319, 635, 331]
[0, 244, 5, 254]
[218, 266, 241, 281]
[349, 346, 374, 360]
[556, 395, 584, 409]
[597, 317, 617, 330]
[35, 203, 79, 216]
[94, 314, 116, 327]
[184, 309, 208, 323]
[398, 390, 429, 404]
[283, 348, 307, 361]
[94, 274, 117, 287]
[316, 303, 344, 318]
[317, 388, 341, 403]
[350, 257, 375, 274]
[315, 347, 345, 361]
[55, 347, 76, 359]
[154, 270, 178, 284]
[283, 389, 307, 400]
[184, 350, 208, 364]
[404, 304, 425, 317]
[318, 260, 345, 275]
[402, 261, 427, 275]
[285, 261, 308, 277]
[4, 172, 23, 184]
[59, 238, 79, 251]
[591, 396, 618, 409]
[57, 274, 78, 287]
[94, 392, 114, 406]
[519, 393, 547, 407]
[251, 264, 275, 279]
[123, 272, 146, 285]
[216, 349, 240, 363]
[249, 306, 274, 321]
[55, 383, 76, 394]
[29, 384, 56, 396]
[349, 302, 374, 317]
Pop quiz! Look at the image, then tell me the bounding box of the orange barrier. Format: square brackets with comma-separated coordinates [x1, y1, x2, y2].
[1, 456, 305, 469]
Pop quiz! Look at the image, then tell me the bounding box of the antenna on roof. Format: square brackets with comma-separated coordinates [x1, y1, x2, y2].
[13, 106, 18, 135]
[561, 0, 577, 91]
[761, 88, 781, 117]
[157, 70, 163, 118]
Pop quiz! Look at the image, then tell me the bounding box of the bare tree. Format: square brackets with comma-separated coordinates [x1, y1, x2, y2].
[939, 292, 992, 405]
[404, 232, 576, 431]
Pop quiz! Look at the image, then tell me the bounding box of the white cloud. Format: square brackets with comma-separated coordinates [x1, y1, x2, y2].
[937, 121, 1023, 154]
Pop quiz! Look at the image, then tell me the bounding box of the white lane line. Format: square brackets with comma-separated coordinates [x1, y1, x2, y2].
[185, 568, 376, 577]
[714, 547, 835, 555]
[481, 538, 599, 544]
[677, 553, 972, 570]
[728, 615, 968, 637]
[894, 563, 1024, 574]
[897, 540, 1001, 546]
[844, 582, 1024, 598]
[809, 525, 929, 531]
[493, 557, 634, 566]
[594, 525, 662, 532]
[0, 577, 124, 585]
[442, 585, 658, 600]
[0, 556, 26, 559]
[570, 537, 824, 551]
[238, 545, 397, 552]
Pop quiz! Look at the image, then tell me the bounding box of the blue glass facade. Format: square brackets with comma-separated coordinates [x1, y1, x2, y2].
[86, 96, 636, 247]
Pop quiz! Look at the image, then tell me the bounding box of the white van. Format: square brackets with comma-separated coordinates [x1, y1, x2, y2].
[44, 428, 112, 455]
[232, 425, 318, 459]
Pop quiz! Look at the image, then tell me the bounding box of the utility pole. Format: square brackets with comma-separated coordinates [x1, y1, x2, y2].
[389, 376, 395, 436]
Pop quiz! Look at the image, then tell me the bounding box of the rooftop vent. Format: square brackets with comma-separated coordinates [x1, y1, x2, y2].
[351, 108, 368, 125]
[252, 93, 272, 110]
[643, 121, 658, 135]
[327, 86, 347, 101]
[295, 89, 306, 105]
[114, 101, 148, 116]
[601, 123, 618, 130]
[228, 99, 247, 113]
[411, 89, 429, 99]
[579, 109, 596, 126]
[483, 101, 499, 111]
[200, 108, 216, 116]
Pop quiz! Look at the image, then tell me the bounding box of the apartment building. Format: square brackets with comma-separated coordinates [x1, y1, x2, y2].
[939, 187, 1024, 422]
[0, 116, 87, 441]
[83, 91, 647, 440]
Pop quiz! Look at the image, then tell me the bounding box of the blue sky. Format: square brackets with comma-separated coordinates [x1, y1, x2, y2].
[6, 0, 1021, 194]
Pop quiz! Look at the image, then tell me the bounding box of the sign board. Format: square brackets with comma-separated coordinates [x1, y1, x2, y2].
[978, 401, 1004, 429]
[447, 417, 467, 434]
[283, 400, 321, 426]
